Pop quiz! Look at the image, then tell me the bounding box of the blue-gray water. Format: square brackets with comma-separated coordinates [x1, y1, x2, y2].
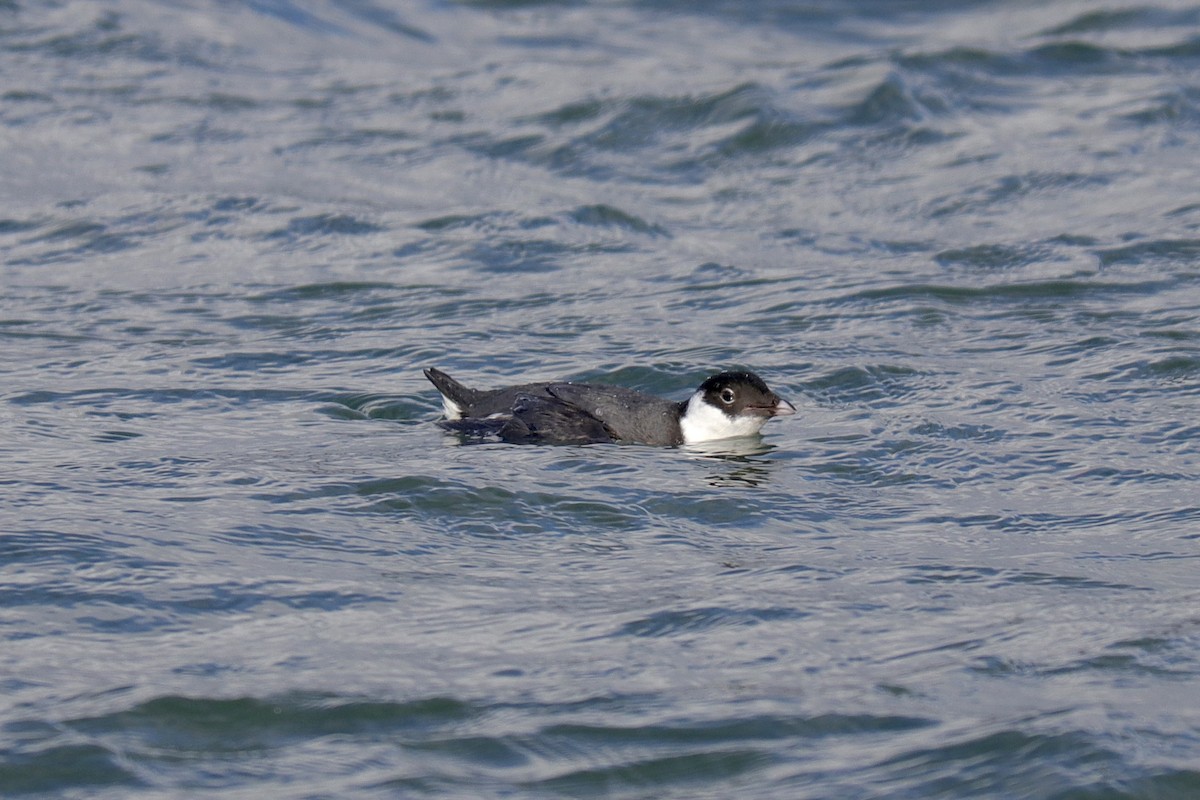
[2, 1, 1199, 797]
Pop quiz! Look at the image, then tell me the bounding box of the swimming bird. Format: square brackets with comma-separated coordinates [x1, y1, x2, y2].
[424, 367, 795, 445]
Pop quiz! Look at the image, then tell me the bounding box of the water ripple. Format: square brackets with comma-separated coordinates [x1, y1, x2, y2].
[4, 1, 1200, 798]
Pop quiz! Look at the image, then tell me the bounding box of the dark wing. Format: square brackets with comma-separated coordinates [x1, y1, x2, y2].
[546, 384, 683, 445]
[499, 394, 615, 444]
[437, 393, 614, 445]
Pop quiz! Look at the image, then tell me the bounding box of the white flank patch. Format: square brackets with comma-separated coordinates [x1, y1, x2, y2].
[678, 391, 767, 444]
[440, 395, 464, 420]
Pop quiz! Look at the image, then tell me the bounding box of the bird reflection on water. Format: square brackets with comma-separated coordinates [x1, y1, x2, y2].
[684, 437, 780, 488]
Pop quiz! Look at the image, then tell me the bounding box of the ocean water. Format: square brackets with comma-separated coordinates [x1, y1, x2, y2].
[2, 0, 1199, 797]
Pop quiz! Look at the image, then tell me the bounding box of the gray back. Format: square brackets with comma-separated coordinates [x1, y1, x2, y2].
[547, 384, 684, 446]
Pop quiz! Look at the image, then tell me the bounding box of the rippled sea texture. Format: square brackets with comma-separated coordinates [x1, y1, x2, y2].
[3, 1, 1199, 797]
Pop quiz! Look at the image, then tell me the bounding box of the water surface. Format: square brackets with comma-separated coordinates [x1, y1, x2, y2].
[2, 1, 1199, 797]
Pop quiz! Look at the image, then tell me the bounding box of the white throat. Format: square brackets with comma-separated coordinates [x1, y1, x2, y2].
[678, 391, 768, 444]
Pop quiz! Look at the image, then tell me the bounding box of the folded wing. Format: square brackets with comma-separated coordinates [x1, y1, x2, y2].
[439, 393, 615, 444]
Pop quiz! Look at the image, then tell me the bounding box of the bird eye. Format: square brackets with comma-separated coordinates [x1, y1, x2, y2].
[720, 388, 735, 404]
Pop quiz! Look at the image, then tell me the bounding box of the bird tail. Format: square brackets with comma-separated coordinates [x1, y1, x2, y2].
[423, 368, 479, 419]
